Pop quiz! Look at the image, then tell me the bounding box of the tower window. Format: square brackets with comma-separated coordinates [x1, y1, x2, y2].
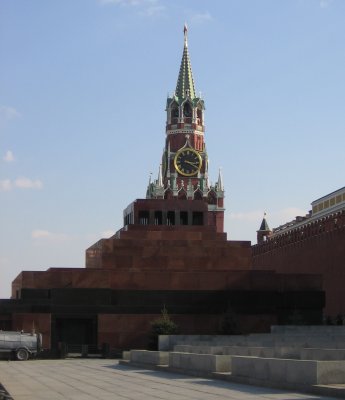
[207, 191, 217, 205]
[171, 105, 179, 123]
[172, 107, 179, 117]
[197, 108, 202, 124]
[178, 189, 187, 200]
[183, 102, 192, 118]
[194, 190, 203, 200]
[164, 189, 173, 200]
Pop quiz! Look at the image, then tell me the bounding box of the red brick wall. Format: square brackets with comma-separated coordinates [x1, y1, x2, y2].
[253, 227, 345, 317]
[97, 313, 276, 349]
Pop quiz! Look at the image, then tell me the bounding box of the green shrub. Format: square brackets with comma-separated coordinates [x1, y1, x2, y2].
[148, 306, 178, 350]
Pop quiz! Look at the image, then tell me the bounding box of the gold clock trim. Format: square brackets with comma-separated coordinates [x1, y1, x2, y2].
[174, 147, 202, 177]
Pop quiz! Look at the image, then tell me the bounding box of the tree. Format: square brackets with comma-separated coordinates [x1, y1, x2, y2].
[148, 306, 178, 350]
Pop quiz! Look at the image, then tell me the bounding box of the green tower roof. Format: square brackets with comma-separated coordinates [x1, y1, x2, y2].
[175, 25, 196, 100]
[259, 215, 270, 232]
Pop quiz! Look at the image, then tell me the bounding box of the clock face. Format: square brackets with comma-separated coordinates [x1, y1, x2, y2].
[174, 148, 202, 176]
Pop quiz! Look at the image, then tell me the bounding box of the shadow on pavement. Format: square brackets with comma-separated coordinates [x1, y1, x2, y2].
[104, 364, 333, 400]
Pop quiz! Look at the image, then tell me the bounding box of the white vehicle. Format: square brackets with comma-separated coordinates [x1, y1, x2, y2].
[0, 331, 42, 361]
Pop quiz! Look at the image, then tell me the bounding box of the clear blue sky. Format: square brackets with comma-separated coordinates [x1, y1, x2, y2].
[1, 0, 345, 298]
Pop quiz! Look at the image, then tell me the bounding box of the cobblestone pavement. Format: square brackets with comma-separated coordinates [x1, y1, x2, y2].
[0, 359, 340, 400]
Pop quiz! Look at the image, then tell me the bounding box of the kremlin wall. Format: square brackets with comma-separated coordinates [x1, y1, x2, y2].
[253, 186, 345, 319]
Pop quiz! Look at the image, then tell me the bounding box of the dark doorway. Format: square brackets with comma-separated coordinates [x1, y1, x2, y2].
[55, 318, 97, 346]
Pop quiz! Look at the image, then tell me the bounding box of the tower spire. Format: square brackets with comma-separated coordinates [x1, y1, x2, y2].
[175, 24, 196, 100]
[257, 213, 272, 244]
[217, 168, 224, 192]
[259, 212, 270, 231]
[157, 164, 163, 188]
[184, 23, 188, 47]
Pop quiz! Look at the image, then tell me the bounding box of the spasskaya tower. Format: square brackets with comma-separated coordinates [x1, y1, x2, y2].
[145, 25, 225, 232]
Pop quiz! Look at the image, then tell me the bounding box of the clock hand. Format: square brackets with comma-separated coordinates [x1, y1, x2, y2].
[185, 160, 198, 167]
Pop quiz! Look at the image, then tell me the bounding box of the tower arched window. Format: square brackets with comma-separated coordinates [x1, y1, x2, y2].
[194, 190, 203, 200]
[178, 188, 187, 200]
[207, 191, 217, 205]
[183, 102, 192, 121]
[164, 188, 173, 200]
[197, 108, 203, 125]
[170, 103, 179, 124]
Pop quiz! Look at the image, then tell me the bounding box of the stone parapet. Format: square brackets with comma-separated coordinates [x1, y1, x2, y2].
[130, 350, 169, 366]
[231, 356, 345, 385]
[169, 352, 231, 373]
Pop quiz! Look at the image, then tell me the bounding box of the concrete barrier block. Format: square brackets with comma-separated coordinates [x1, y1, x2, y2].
[232, 356, 318, 385]
[173, 345, 279, 358]
[222, 346, 244, 356]
[232, 356, 317, 384]
[222, 346, 276, 358]
[318, 361, 345, 384]
[275, 346, 300, 359]
[209, 346, 226, 355]
[285, 360, 317, 384]
[269, 359, 287, 382]
[130, 350, 169, 366]
[174, 345, 223, 354]
[158, 335, 170, 351]
[271, 325, 345, 335]
[215, 355, 231, 372]
[255, 347, 275, 358]
[252, 357, 268, 380]
[160, 333, 345, 353]
[231, 356, 258, 379]
[301, 348, 345, 360]
[169, 352, 231, 373]
[173, 345, 191, 352]
[232, 356, 345, 385]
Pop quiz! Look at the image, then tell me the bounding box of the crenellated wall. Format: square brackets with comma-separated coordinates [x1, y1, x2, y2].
[253, 210, 345, 317]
